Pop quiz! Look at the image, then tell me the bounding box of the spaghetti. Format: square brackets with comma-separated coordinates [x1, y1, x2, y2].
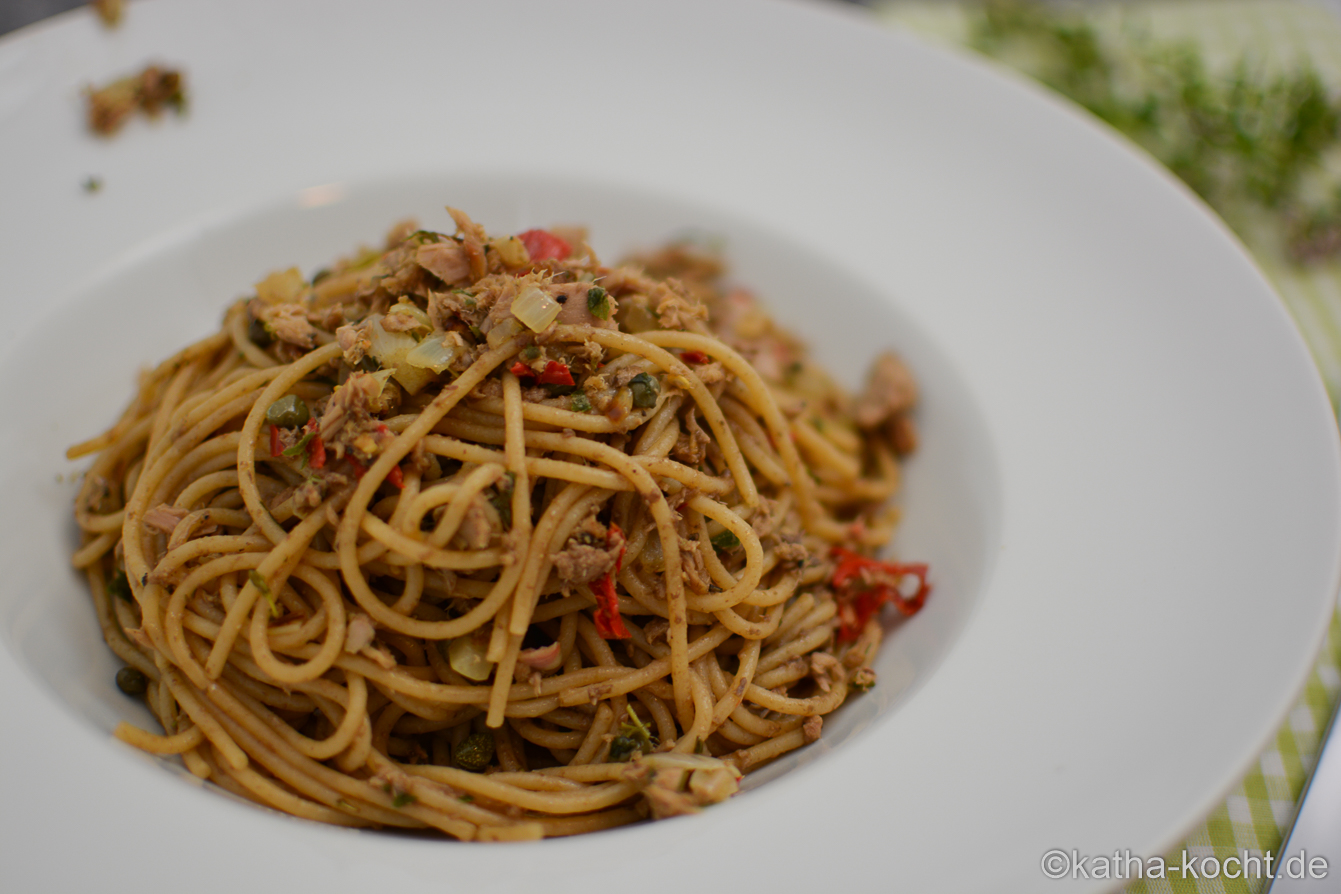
[69, 208, 928, 840]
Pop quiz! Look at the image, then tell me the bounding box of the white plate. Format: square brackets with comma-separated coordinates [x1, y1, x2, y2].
[0, 1, 1337, 892]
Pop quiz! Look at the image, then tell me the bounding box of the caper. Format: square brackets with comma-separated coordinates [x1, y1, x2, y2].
[265, 394, 310, 429]
[710, 530, 741, 553]
[454, 731, 495, 772]
[106, 569, 132, 602]
[115, 666, 147, 696]
[607, 735, 638, 762]
[248, 316, 274, 347]
[628, 372, 659, 409]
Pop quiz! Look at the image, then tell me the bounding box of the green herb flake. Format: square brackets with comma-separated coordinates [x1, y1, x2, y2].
[392, 792, 417, 808]
[615, 705, 656, 757]
[607, 736, 639, 762]
[570, 392, 593, 413]
[83, 176, 103, 193]
[281, 429, 316, 459]
[248, 569, 282, 618]
[586, 286, 611, 320]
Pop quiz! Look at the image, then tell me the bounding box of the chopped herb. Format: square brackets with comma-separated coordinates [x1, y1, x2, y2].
[570, 393, 593, 413]
[615, 705, 656, 757]
[311, 268, 331, 284]
[115, 665, 147, 696]
[409, 229, 443, 244]
[454, 731, 495, 772]
[281, 429, 316, 458]
[607, 735, 639, 762]
[106, 569, 132, 602]
[520, 345, 541, 361]
[459, 794, 475, 803]
[710, 530, 741, 553]
[392, 792, 417, 808]
[248, 569, 282, 618]
[586, 286, 611, 320]
[82, 176, 103, 193]
[628, 372, 659, 409]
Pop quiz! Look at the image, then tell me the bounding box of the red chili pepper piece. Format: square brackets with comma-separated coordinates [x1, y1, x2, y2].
[308, 435, 326, 469]
[268, 424, 282, 458]
[509, 360, 534, 379]
[830, 546, 930, 643]
[347, 456, 365, 479]
[537, 360, 575, 386]
[681, 350, 710, 365]
[592, 523, 629, 639]
[386, 464, 404, 490]
[517, 228, 571, 262]
[298, 418, 325, 469]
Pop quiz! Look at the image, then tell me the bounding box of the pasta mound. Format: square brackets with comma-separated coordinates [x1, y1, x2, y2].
[69, 208, 927, 840]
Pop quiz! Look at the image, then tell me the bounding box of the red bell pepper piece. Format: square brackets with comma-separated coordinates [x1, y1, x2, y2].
[517, 228, 571, 262]
[680, 350, 710, 365]
[830, 546, 930, 643]
[592, 524, 630, 639]
[509, 361, 533, 379]
[269, 424, 282, 458]
[386, 464, 404, 489]
[537, 360, 575, 386]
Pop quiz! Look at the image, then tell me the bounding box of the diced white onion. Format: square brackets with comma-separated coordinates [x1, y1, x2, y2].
[448, 635, 494, 682]
[511, 285, 561, 333]
[406, 335, 462, 373]
[490, 236, 529, 267]
[366, 315, 416, 367]
[486, 316, 524, 348]
[385, 300, 431, 331]
[366, 314, 435, 394]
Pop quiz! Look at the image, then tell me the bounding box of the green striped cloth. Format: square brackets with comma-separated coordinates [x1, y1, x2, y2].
[873, 3, 1341, 891]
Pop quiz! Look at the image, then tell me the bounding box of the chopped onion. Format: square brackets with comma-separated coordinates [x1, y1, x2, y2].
[489, 236, 529, 267]
[511, 285, 561, 333]
[385, 300, 431, 332]
[486, 316, 524, 349]
[448, 635, 494, 682]
[366, 314, 435, 394]
[253, 267, 306, 305]
[406, 335, 463, 374]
